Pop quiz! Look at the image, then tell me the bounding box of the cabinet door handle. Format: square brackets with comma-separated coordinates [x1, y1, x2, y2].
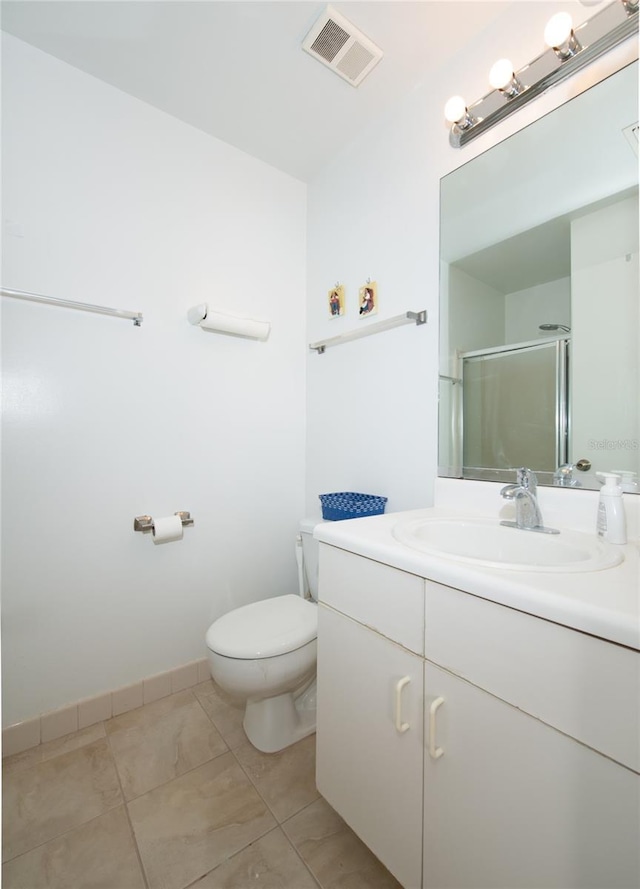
[394, 676, 411, 733]
[429, 696, 445, 759]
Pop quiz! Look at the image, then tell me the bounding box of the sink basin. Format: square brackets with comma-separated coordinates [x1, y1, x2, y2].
[392, 516, 624, 572]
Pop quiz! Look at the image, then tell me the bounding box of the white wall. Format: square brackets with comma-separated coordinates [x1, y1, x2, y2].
[439, 266, 505, 474]
[571, 193, 639, 476]
[445, 272, 571, 355]
[504, 278, 571, 344]
[448, 266, 505, 356]
[1, 35, 307, 727]
[305, 89, 437, 515]
[305, 1, 637, 517]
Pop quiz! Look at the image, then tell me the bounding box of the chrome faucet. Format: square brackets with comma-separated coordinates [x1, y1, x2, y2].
[500, 468, 559, 534]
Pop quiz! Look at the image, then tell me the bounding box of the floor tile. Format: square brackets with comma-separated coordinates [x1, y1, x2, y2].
[2, 806, 145, 889]
[190, 826, 319, 888]
[2, 738, 123, 862]
[234, 733, 320, 822]
[128, 752, 277, 889]
[2, 724, 106, 777]
[192, 679, 247, 749]
[283, 797, 402, 889]
[105, 689, 228, 799]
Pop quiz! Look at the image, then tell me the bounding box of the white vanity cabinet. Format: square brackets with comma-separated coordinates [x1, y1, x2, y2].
[423, 581, 640, 889]
[316, 542, 640, 889]
[424, 662, 639, 889]
[316, 543, 425, 889]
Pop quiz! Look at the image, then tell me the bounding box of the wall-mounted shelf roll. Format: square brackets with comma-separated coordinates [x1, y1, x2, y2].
[187, 303, 270, 341]
[309, 310, 427, 354]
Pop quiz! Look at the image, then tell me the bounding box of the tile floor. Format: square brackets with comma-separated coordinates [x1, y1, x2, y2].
[2, 680, 401, 889]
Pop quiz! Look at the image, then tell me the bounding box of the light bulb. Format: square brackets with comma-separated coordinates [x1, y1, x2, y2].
[444, 95, 467, 124]
[488, 58, 524, 98]
[489, 59, 515, 91]
[544, 12, 574, 48]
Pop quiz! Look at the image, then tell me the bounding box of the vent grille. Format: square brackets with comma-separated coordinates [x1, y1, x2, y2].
[311, 19, 350, 63]
[337, 43, 375, 82]
[302, 5, 383, 87]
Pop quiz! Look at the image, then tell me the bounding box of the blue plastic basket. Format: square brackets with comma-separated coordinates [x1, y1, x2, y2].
[319, 492, 388, 521]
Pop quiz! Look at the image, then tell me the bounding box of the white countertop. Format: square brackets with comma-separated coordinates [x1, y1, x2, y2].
[315, 507, 640, 650]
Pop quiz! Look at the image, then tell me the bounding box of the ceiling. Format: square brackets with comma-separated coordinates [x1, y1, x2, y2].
[0, 0, 513, 182]
[454, 216, 572, 294]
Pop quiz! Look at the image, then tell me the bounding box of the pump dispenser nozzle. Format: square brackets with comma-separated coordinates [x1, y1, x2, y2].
[596, 472, 622, 489]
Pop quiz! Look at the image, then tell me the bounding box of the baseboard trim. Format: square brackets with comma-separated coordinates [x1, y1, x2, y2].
[2, 657, 212, 757]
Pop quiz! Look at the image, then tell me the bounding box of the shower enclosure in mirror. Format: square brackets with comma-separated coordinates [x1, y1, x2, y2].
[461, 338, 569, 473]
[439, 61, 639, 491]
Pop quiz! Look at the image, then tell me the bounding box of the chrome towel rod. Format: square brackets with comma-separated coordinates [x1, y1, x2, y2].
[1, 287, 143, 326]
[310, 310, 426, 354]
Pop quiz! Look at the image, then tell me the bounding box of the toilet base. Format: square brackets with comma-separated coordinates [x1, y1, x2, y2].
[243, 678, 317, 753]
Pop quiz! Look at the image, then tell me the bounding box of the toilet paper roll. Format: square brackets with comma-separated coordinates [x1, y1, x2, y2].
[200, 310, 270, 341]
[152, 515, 184, 544]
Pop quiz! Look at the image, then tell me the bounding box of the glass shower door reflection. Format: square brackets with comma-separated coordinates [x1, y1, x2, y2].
[462, 340, 568, 474]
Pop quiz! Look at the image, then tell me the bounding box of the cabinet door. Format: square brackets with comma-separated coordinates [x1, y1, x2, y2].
[424, 662, 640, 889]
[317, 604, 424, 889]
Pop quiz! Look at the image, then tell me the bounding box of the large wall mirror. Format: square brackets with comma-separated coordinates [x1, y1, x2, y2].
[439, 60, 639, 492]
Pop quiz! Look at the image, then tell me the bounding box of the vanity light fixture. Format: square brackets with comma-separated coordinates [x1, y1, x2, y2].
[445, 0, 638, 147]
[444, 95, 477, 130]
[544, 12, 582, 59]
[488, 58, 525, 97]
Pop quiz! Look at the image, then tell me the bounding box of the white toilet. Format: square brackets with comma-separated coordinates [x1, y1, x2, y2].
[205, 519, 321, 753]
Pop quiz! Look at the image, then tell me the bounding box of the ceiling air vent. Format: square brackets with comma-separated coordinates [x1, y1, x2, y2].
[302, 5, 383, 87]
[622, 122, 639, 157]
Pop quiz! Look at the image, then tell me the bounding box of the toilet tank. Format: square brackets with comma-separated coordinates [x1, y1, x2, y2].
[299, 518, 324, 600]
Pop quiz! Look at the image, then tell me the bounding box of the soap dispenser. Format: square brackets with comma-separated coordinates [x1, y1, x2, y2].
[596, 472, 627, 545]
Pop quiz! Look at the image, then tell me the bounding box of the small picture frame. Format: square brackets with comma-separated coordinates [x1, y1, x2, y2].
[358, 281, 378, 318]
[328, 285, 345, 318]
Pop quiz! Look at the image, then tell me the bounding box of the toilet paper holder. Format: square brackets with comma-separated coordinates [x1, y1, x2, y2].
[133, 511, 194, 533]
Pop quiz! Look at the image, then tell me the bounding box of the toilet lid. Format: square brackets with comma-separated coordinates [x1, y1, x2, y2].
[206, 595, 318, 659]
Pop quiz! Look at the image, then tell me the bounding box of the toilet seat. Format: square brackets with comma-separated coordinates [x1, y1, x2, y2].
[206, 595, 317, 660]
